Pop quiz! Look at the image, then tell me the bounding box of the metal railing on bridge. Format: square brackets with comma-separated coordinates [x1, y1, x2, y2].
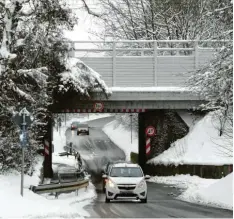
[69, 40, 227, 87]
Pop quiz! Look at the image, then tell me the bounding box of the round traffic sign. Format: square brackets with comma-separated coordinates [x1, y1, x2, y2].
[145, 126, 156, 136]
[93, 102, 104, 112]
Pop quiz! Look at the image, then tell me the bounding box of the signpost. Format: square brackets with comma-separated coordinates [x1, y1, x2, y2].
[93, 102, 104, 112]
[145, 126, 156, 136]
[13, 107, 32, 197]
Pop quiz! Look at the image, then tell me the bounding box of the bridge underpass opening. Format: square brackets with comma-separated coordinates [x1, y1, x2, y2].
[51, 112, 135, 185]
[53, 112, 127, 184]
[45, 108, 190, 185]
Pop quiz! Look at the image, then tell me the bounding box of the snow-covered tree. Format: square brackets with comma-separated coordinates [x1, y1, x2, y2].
[88, 0, 232, 41]
[188, 45, 233, 112]
[187, 2, 233, 155]
[0, 0, 109, 172]
[115, 113, 138, 133]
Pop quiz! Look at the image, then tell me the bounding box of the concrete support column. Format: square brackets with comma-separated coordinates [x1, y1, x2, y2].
[138, 112, 146, 173]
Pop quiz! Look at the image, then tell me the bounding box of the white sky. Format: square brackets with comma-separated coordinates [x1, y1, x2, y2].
[64, 0, 103, 41]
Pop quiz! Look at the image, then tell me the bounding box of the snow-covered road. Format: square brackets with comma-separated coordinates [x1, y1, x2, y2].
[84, 182, 233, 218]
[65, 116, 126, 184]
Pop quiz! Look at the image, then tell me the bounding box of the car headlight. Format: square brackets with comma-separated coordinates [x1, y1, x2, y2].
[107, 179, 116, 188]
[137, 180, 146, 189]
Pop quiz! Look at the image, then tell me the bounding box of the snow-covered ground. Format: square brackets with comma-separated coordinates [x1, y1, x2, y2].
[102, 120, 138, 161]
[103, 112, 233, 210]
[0, 156, 96, 219]
[148, 111, 233, 166]
[148, 173, 233, 210]
[176, 110, 203, 129]
[0, 114, 112, 219]
[103, 111, 233, 166]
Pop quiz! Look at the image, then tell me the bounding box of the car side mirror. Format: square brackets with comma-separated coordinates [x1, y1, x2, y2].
[102, 174, 107, 178]
[144, 175, 150, 180]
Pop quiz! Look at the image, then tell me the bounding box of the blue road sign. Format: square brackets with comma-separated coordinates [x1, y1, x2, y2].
[20, 131, 28, 147]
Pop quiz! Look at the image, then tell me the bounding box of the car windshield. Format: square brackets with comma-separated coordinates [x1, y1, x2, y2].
[110, 167, 143, 177]
[78, 123, 88, 128]
[72, 122, 79, 126]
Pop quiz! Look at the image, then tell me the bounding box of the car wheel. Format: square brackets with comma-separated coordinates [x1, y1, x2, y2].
[77, 132, 79, 136]
[105, 196, 110, 203]
[140, 197, 147, 203]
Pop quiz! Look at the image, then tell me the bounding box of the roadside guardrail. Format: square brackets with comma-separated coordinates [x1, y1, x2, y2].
[30, 179, 89, 197]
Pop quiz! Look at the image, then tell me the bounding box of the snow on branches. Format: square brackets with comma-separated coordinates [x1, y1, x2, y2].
[188, 42, 233, 142]
[58, 58, 110, 97]
[188, 44, 233, 111]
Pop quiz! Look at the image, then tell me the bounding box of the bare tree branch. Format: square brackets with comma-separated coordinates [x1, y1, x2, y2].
[81, 0, 101, 18]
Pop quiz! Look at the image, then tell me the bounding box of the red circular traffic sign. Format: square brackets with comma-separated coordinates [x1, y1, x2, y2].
[93, 102, 104, 112]
[145, 126, 156, 136]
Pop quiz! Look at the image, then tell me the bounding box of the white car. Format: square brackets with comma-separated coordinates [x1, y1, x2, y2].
[103, 163, 150, 203]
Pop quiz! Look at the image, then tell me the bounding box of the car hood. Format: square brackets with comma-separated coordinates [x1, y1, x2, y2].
[109, 177, 143, 185]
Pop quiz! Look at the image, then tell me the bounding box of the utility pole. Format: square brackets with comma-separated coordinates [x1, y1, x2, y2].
[21, 112, 25, 196]
[130, 114, 133, 144]
[65, 113, 66, 126]
[58, 117, 62, 134]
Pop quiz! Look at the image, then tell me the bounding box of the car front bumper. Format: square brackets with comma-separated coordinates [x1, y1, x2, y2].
[77, 129, 89, 133]
[106, 186, 147, 200]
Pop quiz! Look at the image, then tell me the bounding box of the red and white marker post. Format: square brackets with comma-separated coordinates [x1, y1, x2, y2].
[145, 126, 156, 155]
[146, 137, 151, 155]
[44, 139, 50, 156]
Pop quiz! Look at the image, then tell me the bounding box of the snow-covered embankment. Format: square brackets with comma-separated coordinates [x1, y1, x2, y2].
[103, 120, 138, 161]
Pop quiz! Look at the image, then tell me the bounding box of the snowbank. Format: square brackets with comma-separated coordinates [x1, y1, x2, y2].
[179, 173, 233, 210]
[148, 111, 233, 166]
[0, 156, 96, 218]
[149, 173, 233, 210]
[0, 114, 112, 218]
[148, 174, 216, 189]
[103, 120, 138, 161]
[53, 117, 78, 168]
[176, 110, 203, 128]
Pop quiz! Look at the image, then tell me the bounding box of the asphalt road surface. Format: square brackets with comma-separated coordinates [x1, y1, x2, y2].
[65, 116, 126, 183]
[85, 182, 233, 218]
[65, 116, 233, 218]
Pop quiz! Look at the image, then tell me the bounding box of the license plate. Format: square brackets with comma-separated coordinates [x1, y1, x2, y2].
[120, 190, 132, 194]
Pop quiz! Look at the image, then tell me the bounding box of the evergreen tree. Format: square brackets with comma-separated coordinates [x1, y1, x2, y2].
[0, 0, 108, 172]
